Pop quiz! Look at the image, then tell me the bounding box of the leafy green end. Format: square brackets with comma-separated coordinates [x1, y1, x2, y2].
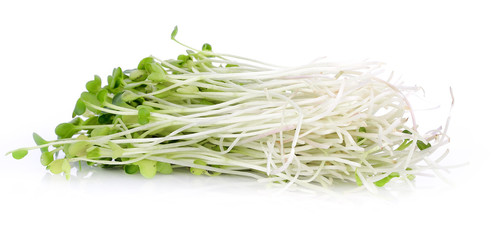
[374, 172, 400, 187]
[171, 26, 178, 40]
[157, 162, 173, 174]
[133, 160, 157, 178]
[55, 123, 78, 139]
[202, 43, 212, 51]
[40, 152, 54, 166]
[124, 164, 139, 174]
[190, 159, 207, 176]
[33, 133, 49, 153]
[73, 99, 86, 117]
[12, 149, 28, 160]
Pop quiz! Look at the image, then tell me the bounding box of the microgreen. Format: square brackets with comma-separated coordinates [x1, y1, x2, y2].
[108, 67, 125, 90]
[137, 106, 151, 125]
[49, 159, 71, 180]
[397, 130, 432, 151]
[171, 26, 178, 40]
[190, 160, 207, 176]
[86, 75, 102, 94]
[33, 133, 49, 153]
[134, 159, 157, 178]
[12, 149, 28, 160]
[98, 113, 115, 124]
[96, 89, 108, 103]
[40, 152, 54, 166]
[138, 57, 154, 70]
[202, 43, 212, 51]
[373, 172, 400, 187]
[68, 141, 91, 157]
[7, 27, 449, 191]
[90, 126, 111, 137]
[157, 162, 173, 175]
[73, 99, 86, 117]
[86, 147, 101, 159]
[124, 164, 139, 174]
[108, 141, 124, 159]
[55, 123, 78, 139]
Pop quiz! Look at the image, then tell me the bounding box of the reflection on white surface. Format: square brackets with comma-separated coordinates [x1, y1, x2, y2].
[4, 154, 459, 201]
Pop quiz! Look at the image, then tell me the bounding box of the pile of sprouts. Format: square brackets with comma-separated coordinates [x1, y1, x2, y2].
[9, 27, 450, 192]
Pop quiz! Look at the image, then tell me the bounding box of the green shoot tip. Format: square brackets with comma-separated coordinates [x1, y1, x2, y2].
[12, 149, 28, 160]
[171, 26, 178, 40]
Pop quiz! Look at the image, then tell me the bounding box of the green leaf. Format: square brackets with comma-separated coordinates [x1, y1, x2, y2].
[69, 117, 83, 126]
[190, 160, 207, 176]
[49, 159, 71, 178]
[129, 70, 147, 81]
[68, 141, 91, 157]
[157, 162, 173, 174]
[355, 172, 362, 186]
[417, 141, 431, 150]
[124, 164, 139, 174]
[396, 139, 413, 151]
[110, 67, 124, 89]
[55, 123, 78, 139]
[225, 64, 239, 68]
[134, 159, 157, 178]
[112, 91, 125, 106]
[147, 72, 166, 82]
[202, 43, 212, 51]
[86, 147, 101, 158]
[121, 90, 141, 102]
[137, 106, 151, 125]
[97, 89, 108, 103]
[49, 159, 64, 174]
[190, 168, 205, 175]
[98, 113, 115, 124]
[402, 130, 412, 134]
[176, 85, 199, 94]
[40, 152, 54, 166]
[177, 54, 189, 62]
[205, 166, 221, 176]
[138, 57, 154, 70]
[108, 141, 124, 159]
[83, 116, 99, 126]
[121, 115, 138, 125]
[397, 129, 431, 151]
[33, 132, 49, 153]
[146, 62, 166, 75]
[90, 127, 111, 137]
[374, 172, 400, 187]
[80, 92, 102, 110]
[86, 75, 102, 93]
[12, 149, 28, 160]
[73, 99, 86, 117]
[171, 25, 178, 40]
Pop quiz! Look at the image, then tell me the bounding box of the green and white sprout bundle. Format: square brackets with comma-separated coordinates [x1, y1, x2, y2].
[9, 27, 450, 192]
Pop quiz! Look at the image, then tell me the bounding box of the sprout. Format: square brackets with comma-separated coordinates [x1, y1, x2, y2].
[7, 27, 451, 192]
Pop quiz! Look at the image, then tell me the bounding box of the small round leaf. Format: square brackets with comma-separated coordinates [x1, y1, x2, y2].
[12, 149, 28, 160]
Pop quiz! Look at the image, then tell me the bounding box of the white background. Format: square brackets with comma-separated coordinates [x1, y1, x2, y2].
[0, 0, 502, 239]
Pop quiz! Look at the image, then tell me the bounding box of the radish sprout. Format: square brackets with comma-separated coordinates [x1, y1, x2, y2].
[7, 26, 450, 192]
